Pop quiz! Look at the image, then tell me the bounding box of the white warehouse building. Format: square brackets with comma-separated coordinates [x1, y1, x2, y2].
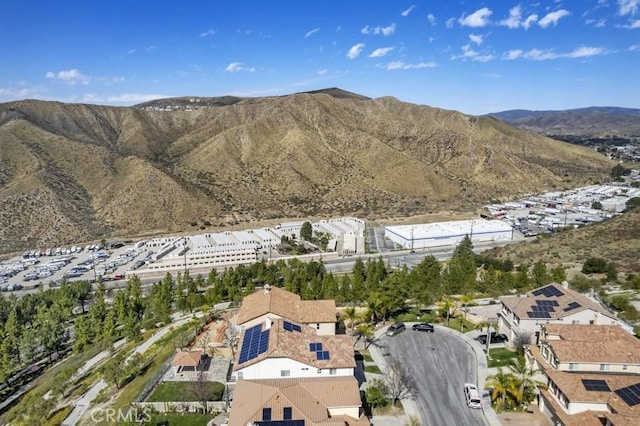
[384, 219, 514, 250]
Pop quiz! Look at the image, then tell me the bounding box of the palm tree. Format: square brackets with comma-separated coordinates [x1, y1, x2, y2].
[342, 306, 359, 334]
[508, 356, 547, 405]
[355, 323, 375, 349]
[458, 293, 474, 319]
[485, 368, 518, 410]
[436, 297, 458, 326]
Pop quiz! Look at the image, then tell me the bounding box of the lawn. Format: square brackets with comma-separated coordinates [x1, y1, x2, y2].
[147, 413, 213, 426]
[364, 365, 382, 374]
[148, 381, 225, 402]
[487, 347, 519, 368]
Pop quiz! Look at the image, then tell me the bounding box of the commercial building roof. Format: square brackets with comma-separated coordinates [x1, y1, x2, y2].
[385, 219, 512, 241]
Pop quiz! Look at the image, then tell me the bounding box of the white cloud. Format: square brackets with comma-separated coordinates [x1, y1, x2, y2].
[106, 93, 166, 103]
[483, 73, 502, 78]
[200, 29, 217, 37]
[629, 44, 640, 50]
[383, 61, 436, 70]
[146, 45, 157, 52]
[506, 46, 607, 61]
[522, 14, 538, 29]
[499, 6, 538, 29]
[565, 46, 606, 58]
[618, 0, 640, 15]
[459, 8, 493, 28]
[446, 17, 456, 28]
[0, 85, 45, 101]
[45, 69, 91, 85]
[469, 33, 484, 44]
[401, 5, 415, 17]
[621, 18, 640, 27]
[427, 13, 436, 25]
[502, 49, 523, 60]
[361, 23, 396, 36]
[452, 44, 495, 62]
[127, 49, 136, 54]
[538, 9, 571, 28]
[346, 43, 366, 59]
[499, 6, 522, 29]
[317, 69, 328, 75]
[305, 27, 320, 38]
[224, 62, 255, 72]
[369, 47, 395, 57]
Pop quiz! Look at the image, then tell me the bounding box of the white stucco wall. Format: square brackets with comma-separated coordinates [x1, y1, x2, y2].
[236, 357, 353, 380]
[328, 406, 361, 419]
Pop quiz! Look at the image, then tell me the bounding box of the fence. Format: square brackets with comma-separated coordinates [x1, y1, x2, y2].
[132, 401, 227, 413]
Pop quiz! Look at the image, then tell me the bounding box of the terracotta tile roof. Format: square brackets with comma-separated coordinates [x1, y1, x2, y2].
[228, 377, 369, 426]
[529, 345, 640, 425]
[500, 283, 616, 321]
[237, 285, 337, 325]
[171, 349, 202, 367]
[542, 324, 640, 364]
[233, 318, 356, 371]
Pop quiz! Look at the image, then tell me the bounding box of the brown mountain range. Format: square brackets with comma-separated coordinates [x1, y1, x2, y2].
[0, 89, 613, 254]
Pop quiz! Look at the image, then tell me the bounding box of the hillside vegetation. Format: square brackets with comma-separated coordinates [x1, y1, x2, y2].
[484, 208, 640, 273]
[0, 89, 612, 253]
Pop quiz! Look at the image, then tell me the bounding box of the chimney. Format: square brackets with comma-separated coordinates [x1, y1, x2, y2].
[561, 281, 569, 290]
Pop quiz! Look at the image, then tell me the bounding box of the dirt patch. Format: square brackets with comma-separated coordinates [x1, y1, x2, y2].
[498, 408, 551, 426]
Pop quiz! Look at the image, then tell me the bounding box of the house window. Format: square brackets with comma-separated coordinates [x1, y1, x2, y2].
[281, 370, 290, 377]
[329, 368, 337, 375]
[317, 368, 322, 374]
[237, 372, 243, 379]
[569, 363, 578, 370]
[283, 407, 292, 420]
[600, 364, 610, 371]
[316, 323, 320, 330]
[262, 408, 272, 421]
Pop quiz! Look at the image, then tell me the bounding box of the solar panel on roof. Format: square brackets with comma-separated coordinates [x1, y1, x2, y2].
[582, 379, 611, 392]
[532, 288, 545, 296]
[527, 311, 551, 319]
[564, 301, 581, 312]
[310, 342, 322, 352]
[238, 324, 269, 364]
[292, 323, 302, 332]
[615, 383, 640, 406]
[316, 350, 330, 360]
[283, 321, 302, 332]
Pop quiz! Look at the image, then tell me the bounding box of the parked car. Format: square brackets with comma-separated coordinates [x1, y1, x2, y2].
[477, 332, 509, 345]
[464, 383, 482, 409]
[386, 322, 406, 336]
[412, 323, 435, 332]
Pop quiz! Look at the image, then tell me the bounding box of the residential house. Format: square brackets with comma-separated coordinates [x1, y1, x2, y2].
[233, 318, 355, 381]
[526, 324, 640, 425]
[228, 376, 370, 426]
[237, 285, 337, 336]
[498, 282, 630, 344]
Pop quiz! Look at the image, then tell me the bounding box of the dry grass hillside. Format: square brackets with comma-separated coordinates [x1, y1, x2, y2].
[0, 89, 613, 253]
[484, 208, 640, 273]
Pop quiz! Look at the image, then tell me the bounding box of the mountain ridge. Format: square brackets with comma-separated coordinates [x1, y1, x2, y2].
[0, 90, 613, 254]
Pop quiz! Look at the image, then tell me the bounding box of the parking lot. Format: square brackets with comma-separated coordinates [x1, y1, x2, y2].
[0, 241, 152, 294]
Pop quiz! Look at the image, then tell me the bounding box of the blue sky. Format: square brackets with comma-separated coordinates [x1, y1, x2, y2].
[0, 0, 639, 115]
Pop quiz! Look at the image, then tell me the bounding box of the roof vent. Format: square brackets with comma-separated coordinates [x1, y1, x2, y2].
[561, 281, 569, 289]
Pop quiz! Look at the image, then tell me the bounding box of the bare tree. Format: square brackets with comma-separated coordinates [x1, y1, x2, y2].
[384, 359, 418, 405]
[189, 369, 213, 413]
[513, 331, 533, 353]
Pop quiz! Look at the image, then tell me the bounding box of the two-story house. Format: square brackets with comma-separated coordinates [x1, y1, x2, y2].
[233, 317, 355, 381]
[498, 282, 628, 344]
[228, 376, 370, 426]
[527, 324, 640, 425]
[238, 285, 338, 335]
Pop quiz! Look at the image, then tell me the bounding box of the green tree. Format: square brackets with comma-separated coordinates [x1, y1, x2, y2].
[591, 201, 603, 210]
[300, 221, 313, 241]
[530, 261, 550, 287]
[626, 197, 640, 210]
[485, 368, 518, 410]
[74, 315, 94, 353]
[70, 281, 93, 314]
[365, 378, 389, 412]
[508, 356, 546, 405]
[582, 257, 609, 274]
[611, 164, 631, 178]
[443, 236, 476, 294]
[342, 307, 359, 334]
[355, 323, 375, 349]
[436, 297, 458, 326]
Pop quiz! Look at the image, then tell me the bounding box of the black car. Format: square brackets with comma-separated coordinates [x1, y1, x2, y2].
[477, 332, 508, 345]
[412, 323, 435, 332]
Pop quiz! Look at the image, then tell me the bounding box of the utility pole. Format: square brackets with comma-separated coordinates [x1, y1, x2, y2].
[410, 226, 415, 253]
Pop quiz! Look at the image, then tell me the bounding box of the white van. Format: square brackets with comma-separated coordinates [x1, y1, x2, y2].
[464, 383, 482, 409]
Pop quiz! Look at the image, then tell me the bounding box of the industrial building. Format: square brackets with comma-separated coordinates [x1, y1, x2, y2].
[384, 219, 514, 250]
